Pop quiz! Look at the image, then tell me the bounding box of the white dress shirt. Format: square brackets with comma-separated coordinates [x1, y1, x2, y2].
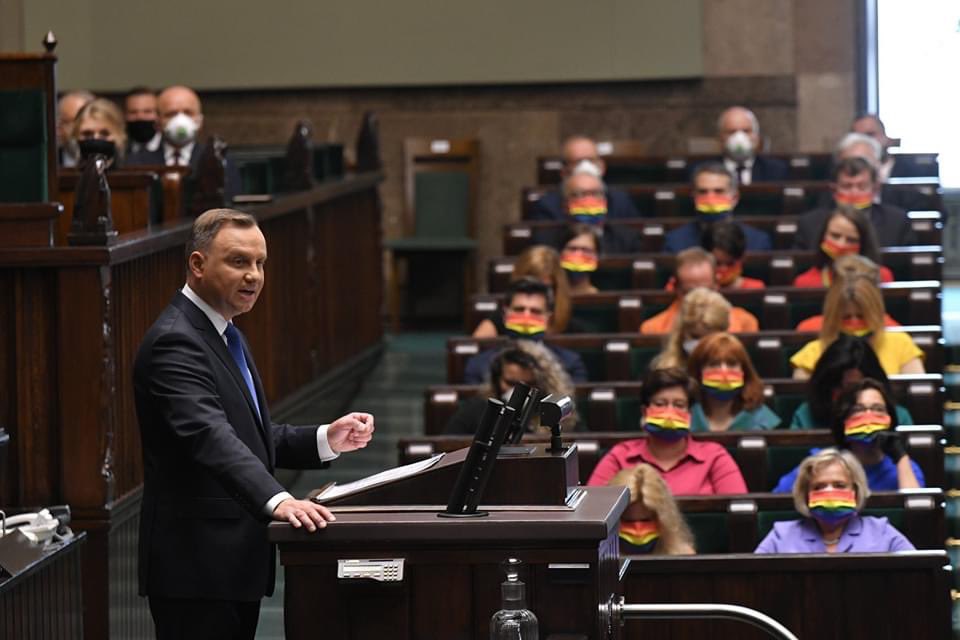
[130, 131, 162, 155]
[181, 284, 338, 515]
[724, 156, 755, 186]
[165, 141, 196, 167]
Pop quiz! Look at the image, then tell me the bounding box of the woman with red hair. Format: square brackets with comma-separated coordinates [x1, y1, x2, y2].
[687, 332, 780, 431]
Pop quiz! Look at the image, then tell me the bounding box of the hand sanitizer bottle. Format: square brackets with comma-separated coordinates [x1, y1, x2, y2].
[490, 558, 539, 639]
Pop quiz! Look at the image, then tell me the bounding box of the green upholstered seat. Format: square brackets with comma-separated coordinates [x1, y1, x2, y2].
[0, 89, 47, 202]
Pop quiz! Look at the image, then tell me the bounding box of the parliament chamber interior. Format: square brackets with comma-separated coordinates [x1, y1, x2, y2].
[2, 1, 960, 638]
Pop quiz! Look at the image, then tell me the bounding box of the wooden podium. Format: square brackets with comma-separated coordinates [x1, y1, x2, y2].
[269, 445, 629, 640]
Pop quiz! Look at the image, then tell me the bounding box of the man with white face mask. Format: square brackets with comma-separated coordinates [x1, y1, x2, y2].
[128, 85, 240, 199]
[713, 106, 788, 185]
[530, 135, 642, 220]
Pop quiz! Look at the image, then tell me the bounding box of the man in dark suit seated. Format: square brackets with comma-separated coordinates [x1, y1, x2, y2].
[531, 163, 641, 253]
[464, 278, 587, 384]
[663, 162, 772, 254]
[795, 156, 916, 250]
[134, 208, 375, 640]
[852, 113, 898, 183]
[714, 106, 789, 185]
[530, 135, 641, 220]
[127, 84, 240, 198]
[124, 86, 162, 156]
[834, 130, 928, 213]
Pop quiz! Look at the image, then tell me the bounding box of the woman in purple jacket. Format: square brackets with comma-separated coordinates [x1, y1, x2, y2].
[756, 448, 914, 554]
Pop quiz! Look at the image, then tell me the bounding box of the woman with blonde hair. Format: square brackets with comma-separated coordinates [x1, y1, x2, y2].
[473, 245, 574, 337]
[609, 463, 695, 555]
[757, 447, 914, 553]
[791, 272, 924, 378]
[651, 287, 731, 371]
[71, 97, 127, 167]
[795, 254, 901, 332]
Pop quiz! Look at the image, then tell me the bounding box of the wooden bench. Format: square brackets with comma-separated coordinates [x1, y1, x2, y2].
[447, 328, 943, 383]
[503, 211, 944, 254]
[422, 374, 945, 435]
[620, 551, 951, 639]
[467, 283, 943, 334]
[536, 151, 941, 185]
[522, 181, 943, 219]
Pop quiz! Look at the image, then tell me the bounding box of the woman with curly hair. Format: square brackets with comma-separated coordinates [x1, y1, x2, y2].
[609, 463, 696, 555]
[650, 287, 731, 371]
[445, 340, 579, 434]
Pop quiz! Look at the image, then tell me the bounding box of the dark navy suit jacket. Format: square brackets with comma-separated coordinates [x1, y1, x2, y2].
[529, 188, 641, 220]
[664, 220, 772, 254]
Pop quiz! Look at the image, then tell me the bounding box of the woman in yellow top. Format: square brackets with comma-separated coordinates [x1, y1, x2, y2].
[791, 274, 924, 379]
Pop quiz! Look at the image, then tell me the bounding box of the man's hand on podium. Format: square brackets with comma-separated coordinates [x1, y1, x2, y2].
[328, 412, 375, 454]
[273, 498, 335, 532]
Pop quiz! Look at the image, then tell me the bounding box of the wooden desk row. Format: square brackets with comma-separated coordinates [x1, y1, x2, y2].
[522, 180, 943, 219]
[398, 428, 946, 494]
[536, 151, 940, 185]
[503, 211, 943, 255]
[468, 281, 942, 334]
[423, 374, 945, 434]
[491, 248, 943, 293]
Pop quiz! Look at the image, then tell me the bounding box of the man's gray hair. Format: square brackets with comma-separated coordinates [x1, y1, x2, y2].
[835, 132, 882, 164]
[716, 106, 759, 135]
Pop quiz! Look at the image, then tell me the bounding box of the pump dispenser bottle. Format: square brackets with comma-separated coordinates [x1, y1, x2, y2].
[490, 558, 539, 639]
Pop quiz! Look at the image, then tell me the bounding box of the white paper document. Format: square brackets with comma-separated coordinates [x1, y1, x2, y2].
[311, 453, 445, 503]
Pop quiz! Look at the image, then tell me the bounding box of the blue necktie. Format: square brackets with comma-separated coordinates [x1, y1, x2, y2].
[223, 323, 261, 421]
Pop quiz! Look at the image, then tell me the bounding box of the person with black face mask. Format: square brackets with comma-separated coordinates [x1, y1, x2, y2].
[463, 278, 587, 384]
[124, 86, 161, 155]
[71, 98, 127, 169]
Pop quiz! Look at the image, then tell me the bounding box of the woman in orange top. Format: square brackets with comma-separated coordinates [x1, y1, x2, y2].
[793, 207, 893, 288]
[701, 221, 766, 290]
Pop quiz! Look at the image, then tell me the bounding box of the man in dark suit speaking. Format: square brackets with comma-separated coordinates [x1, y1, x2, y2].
[134, 208, 374, 639]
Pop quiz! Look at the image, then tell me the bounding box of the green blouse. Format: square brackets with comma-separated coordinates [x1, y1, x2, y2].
[690, 403, 781, 431]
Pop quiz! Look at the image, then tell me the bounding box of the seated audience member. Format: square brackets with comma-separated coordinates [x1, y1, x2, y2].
[71, 98, 127, 169]
[838, 127, 925, 213]
[792, 206, 893, 287]
[531, 163, 640, 253]
[609, 463, 696, 555]
[530, 135, 641, 220]
[587, 367, 747, 495]
[790, 334, 914, 429]
[124, 86, 161, 155]
[757, 448, 914, 553]
[57, 90, 95, 167]
[474, 246, 574, 337]
[445, 341, 578, 435]
[701, 220, 766, 290]
[795, 156, 914, 249]
[650, 287, 731, 371]
[773, 379, 924, 492]
[713, 106, 788, 185]
[127, 85, 241, 198]
[640, 248, 759, 335]
[851, 114, 897, 183]
[687, 333, 780, 431]
[560, 224, 601, 295]
[795, 254, 899, 331]
[464, 278, 587, 384]
[664, 163, 772, 254]
[790, 274, 924, 378]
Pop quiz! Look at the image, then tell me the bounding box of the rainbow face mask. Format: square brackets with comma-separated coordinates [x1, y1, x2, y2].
[840, 317, 872, 338]
[807, 488, 857, 527]
[560, 249, 598, 273]
[642, 406, 691, 442]
[619, 519, 660, 554]
[503, 312, 547, 338]
[835, 192, 873, 210]
[820, 238, 860, 260]
[700, 367, 744, 401]
[715, 261, 743, 287]
[843, 411, 891, 444]
[694, 193, 734, 220]
[567, 195, 607, 224]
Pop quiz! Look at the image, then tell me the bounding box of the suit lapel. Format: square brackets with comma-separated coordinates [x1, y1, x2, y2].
[172, 294, 269, 445]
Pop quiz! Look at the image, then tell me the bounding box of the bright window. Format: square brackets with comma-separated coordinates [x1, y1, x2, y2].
[877, 1, 960, 187]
